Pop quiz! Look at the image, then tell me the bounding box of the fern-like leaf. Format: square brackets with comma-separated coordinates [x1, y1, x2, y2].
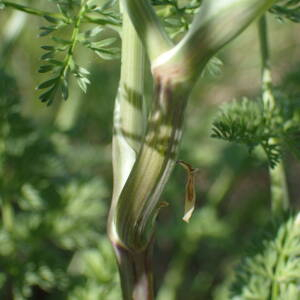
[212, 93, 300, 168]
[231, 213, 300, 300]
[1, 0, 121, 104]
[212, 98, 281, 168]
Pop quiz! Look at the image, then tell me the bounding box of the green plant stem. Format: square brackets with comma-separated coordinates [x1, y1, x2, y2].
[120, 0, 172, 62]
[108, 10, 149, 300]
[109, 9, 192, 299]
[109, 2, 280, 298]
[114, 0, 277, 251]
[258, 15, 289, 215]
[269, 161, 289, 215]
[109, 12, 146, 223]
[151, 0, 276, 83]
[60, 0, 86, 79]
[114, 79, 191, 250]
[258, 15, 274, 111]
[113, 241, 154, 300]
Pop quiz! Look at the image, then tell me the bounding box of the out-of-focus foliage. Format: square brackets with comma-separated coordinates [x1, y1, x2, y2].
[0, 69, 120, 299]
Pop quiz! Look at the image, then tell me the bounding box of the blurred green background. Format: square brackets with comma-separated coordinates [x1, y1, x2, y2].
[0, 2, 300, 300]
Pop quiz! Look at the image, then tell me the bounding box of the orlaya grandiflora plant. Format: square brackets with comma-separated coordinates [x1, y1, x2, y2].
[107, 0, 276, 299]
[3, 0, 294, 298]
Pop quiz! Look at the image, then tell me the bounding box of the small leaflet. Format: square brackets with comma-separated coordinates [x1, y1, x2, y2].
[178, 160, 199, 223]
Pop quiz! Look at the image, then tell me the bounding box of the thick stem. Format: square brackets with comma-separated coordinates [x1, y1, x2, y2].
[113, 242, 154, 300]
[108, 11, 146, 234]
[109, 2, 279, 298]
[120, 0, 172, 62]
[108, 9, 149, 300]
[258, 15, 289, 215]
[112, 0, 277, 270]
[114, 79, 191, 250]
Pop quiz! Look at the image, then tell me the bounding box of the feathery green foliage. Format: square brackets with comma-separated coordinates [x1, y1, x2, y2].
[1, 0, 120, 105]
[37, 0, 120, 105]
[231, 213, 300, 300]
[211, 93, 300, 168]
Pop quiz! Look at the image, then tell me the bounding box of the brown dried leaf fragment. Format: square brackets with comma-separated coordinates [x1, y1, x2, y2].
[177, 160, 199, 223]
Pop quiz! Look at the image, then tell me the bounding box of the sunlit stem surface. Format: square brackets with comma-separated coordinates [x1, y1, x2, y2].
[108, 11, 151, 300]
